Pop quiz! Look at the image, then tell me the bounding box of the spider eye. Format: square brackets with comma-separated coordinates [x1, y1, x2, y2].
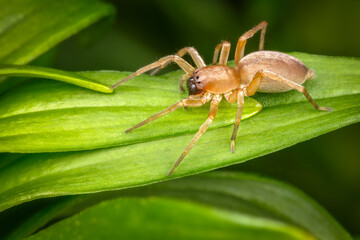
[186, 76, 202, 95]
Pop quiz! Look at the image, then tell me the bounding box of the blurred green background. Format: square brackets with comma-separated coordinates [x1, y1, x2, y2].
[50, 0, 359, 235]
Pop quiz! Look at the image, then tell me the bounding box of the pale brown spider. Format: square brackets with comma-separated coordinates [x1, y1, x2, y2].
[112, 21, 332, 176]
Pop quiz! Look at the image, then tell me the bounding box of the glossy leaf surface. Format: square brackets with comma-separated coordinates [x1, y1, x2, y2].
[0, 53, 359, 214]
[0, 0, 114, 65]
[3, 172, 350, 240]
[0, 64, 113, 93]
[26, 197, 316, 240]
[0, 0, 114, 93]
[0, 70, 261, 152]
[6, 172, 351, 240]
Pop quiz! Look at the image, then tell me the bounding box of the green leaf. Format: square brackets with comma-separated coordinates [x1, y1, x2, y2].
[26, 197, 316, 240]
[0, 70, 261, 152]
[0, 64, 113, 93]
[0, 0, 115, 93]
[0, 53, 359, 210]
[4, 172, 350, 240]
[0, 53, 359, 212]
[0, 0, 114, 65]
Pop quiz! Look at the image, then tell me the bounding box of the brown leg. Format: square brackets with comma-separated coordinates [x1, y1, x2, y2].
[246, 70, 333, 111]
[234, 21, 267, 65]
[168, 94, 222, 176]
[111, 55, 195, 89]
[212, 41, 231, 65]
[150, 47, 206, 76]
[231, 90, 245, 152]
[126, 93, 213, 133]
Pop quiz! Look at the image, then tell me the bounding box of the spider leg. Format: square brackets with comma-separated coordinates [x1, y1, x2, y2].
[168, 94, 222, 176]
[212, 41, 231, 65]
[230, 90, 245, 152]
[246, 70, 332, 111]
[150, 47, 206, 76]
[179, 73, 192, 93]
[111, 55, 195, 89]
[234, 21, 267, 65]
[126, 93, 213, 133]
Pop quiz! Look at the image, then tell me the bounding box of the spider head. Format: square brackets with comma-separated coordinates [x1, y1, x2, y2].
[186, 73, 204, 95]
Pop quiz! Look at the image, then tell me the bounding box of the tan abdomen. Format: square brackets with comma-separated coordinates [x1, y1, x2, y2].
[236, 51, 313, 93]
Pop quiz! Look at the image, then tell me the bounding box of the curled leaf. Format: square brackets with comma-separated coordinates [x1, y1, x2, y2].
[0, 64, 113, 93]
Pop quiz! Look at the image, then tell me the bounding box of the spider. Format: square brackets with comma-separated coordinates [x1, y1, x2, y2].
[111, 21, 332, 176]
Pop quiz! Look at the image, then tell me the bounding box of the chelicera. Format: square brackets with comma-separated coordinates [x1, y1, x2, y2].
[112, 21, 332, 176]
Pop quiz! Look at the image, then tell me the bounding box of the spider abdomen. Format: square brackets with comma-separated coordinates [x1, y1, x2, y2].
[237, 51, 313, 93]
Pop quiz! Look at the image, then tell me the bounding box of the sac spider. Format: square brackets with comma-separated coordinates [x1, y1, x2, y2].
[112, 21, 332, 176]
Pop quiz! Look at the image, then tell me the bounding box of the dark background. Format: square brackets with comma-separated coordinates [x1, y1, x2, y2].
[53, 0, 360, 235]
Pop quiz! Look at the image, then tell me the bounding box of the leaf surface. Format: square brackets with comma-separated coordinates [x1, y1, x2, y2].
[0, 64, 113, 93]
[4, 172, 350, 240]
[0, 70, 261, 152]
[0, 0, 115, 93]
[0, 53, 359, 212]
[26, 197, 316, 240]
[0, 0, 114, 64]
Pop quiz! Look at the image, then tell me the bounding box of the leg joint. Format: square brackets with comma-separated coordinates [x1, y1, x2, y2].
[255, 69, 266, 77]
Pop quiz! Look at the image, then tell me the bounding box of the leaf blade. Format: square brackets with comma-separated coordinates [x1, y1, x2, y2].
[0, 64, 113, 93]
[0, 0, 115, 94]
[25, 197, 315, 240]
[0, 70, 261, 152]
[0, 53, 359, 213]
[5, 172, 350, 240]
[0, 0, 114, 65]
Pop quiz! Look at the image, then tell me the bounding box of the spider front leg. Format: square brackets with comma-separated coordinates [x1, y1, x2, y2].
[230, 90, 245, 152]
[126, 92, 213, 133]
[246, 70, 333, 111]
[111, 55, 195, 89]
[212, 41, 231, 65]
[234, 21, 267, 65]
[168, 94, 222, 176]
[179, 73, 192, 93]
[150, 47, 206, 76]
